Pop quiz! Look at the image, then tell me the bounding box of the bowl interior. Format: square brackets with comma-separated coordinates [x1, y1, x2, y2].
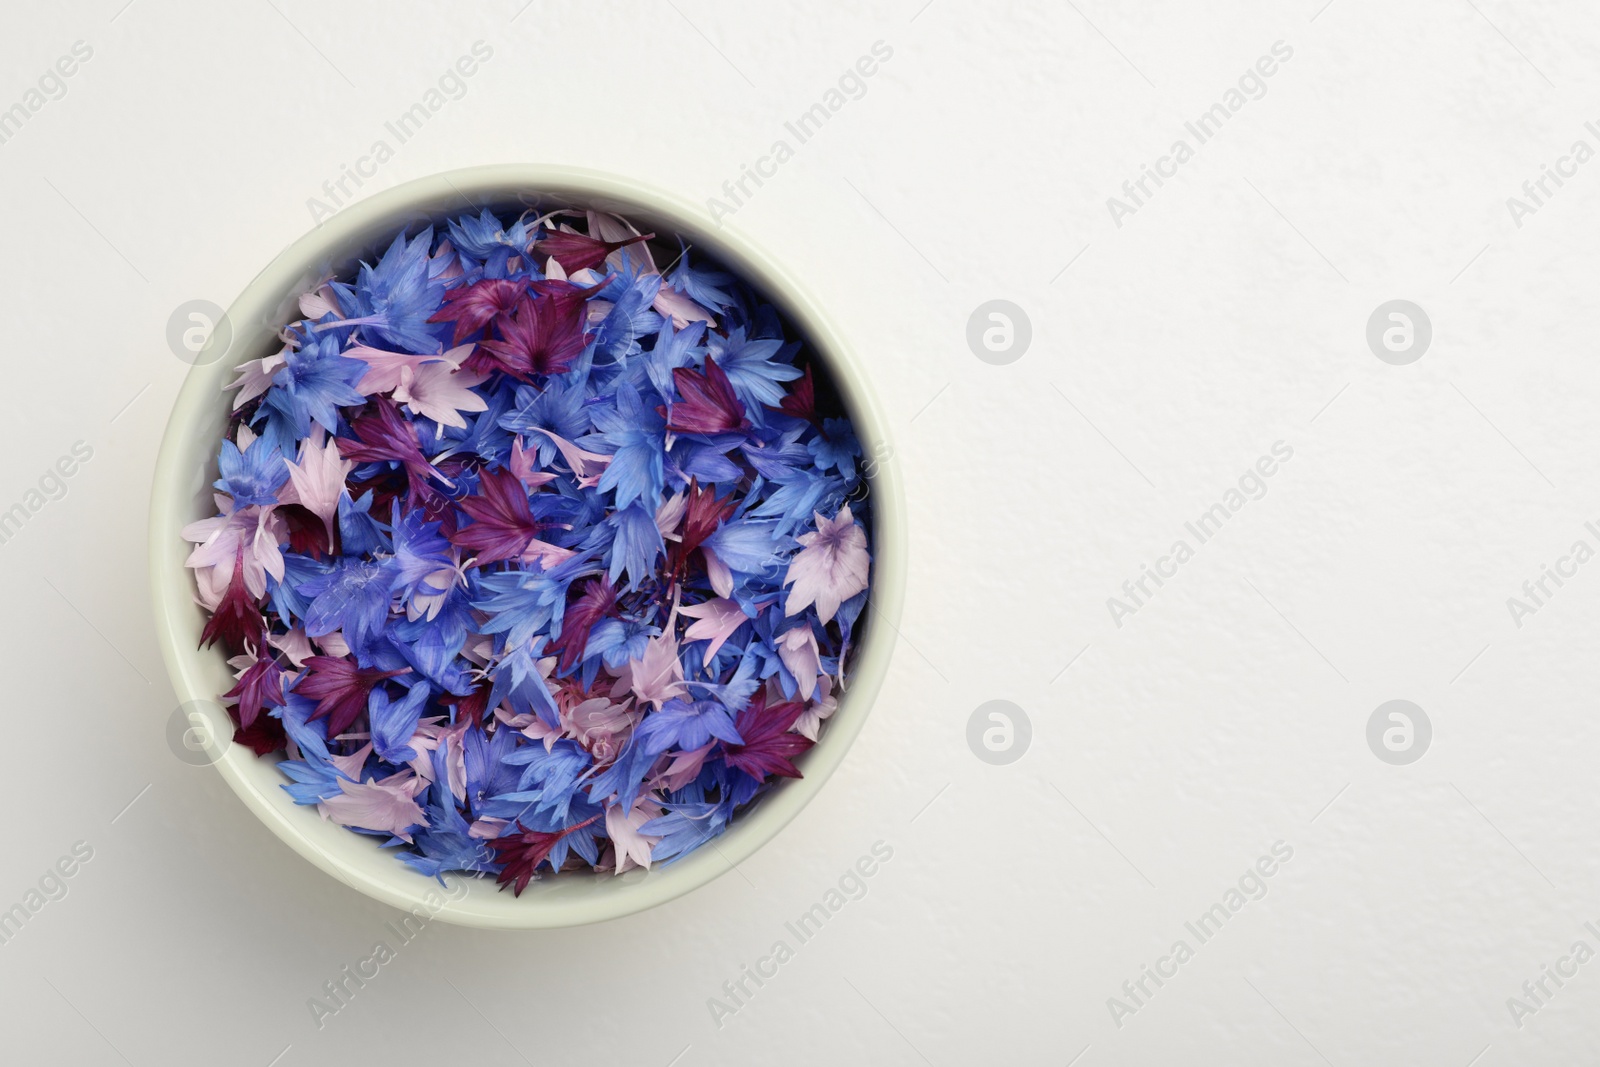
[149, 165, 905, 928]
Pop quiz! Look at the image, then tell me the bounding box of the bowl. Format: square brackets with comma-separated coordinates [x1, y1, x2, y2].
[148, 164, 906, 928]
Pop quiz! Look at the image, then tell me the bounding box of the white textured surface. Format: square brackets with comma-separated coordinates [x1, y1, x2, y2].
[2, 1, 1599, 1064]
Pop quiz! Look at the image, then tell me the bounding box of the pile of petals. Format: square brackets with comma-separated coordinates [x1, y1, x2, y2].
[182, 207, 872, 891]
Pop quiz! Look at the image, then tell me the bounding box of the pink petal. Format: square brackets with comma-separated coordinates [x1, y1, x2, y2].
[782, 504, 870, 624]
[269, 628, 316, 669]
[655, 491, 687, 539]
[777, 625, 820, 701]
[509, 437, 558, 490]
[524, 426, 612, 486]
[398, 360, 490, 429]
[281, 427, 351, 540]
[653, 285, 715, 330]
[344, 344, 462, 395]
[520, 538, 577, 568]
[605, 799, 662, 875]
[328, 741, 373, 781]
[680, 597, 751, 662]
[585, 210, 656, 274]
[703, 546, 734, 599]
[629, 601, 684, 711]
[299, 287, 341, 320]
[319, 773, 428, 843]
[226, 350, 286, 410]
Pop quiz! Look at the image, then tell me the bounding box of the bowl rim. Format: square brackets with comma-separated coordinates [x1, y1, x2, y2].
[147, 164, 907, 928]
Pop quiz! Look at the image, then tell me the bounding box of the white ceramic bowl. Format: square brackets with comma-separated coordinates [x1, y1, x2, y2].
[148, 165, 906, 928]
